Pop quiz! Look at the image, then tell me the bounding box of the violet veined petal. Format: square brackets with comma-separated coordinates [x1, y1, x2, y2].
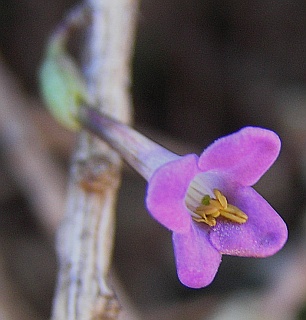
[198, 127, 281, 186]
[146, 154, 200, 233]
[209, 186, 288, 257]
[173, 223, 222, 288]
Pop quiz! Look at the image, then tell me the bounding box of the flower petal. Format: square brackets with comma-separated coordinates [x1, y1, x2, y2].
[198, 127, 281, 186]
[146, 154, 200, 233]
[173, 223, 222, 288]
[210, 186, 288, 257]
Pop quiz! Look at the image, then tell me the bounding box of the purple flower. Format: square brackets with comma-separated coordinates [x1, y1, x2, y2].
[146, 127, 288, 288]
[78, 108, 288, 289]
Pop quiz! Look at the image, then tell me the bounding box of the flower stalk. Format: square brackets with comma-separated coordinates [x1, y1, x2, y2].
[78, 105, 179, 180]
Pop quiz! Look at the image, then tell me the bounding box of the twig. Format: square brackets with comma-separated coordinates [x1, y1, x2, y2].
[51, 1, 138, 319]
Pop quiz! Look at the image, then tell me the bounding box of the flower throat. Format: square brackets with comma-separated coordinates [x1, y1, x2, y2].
[185, 174, 248, 227]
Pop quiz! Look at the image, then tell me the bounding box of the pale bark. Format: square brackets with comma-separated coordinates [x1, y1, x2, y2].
[51, 0, 139, 319]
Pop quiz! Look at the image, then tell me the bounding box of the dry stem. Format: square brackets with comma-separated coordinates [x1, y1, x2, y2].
[51, 1, 138, 319]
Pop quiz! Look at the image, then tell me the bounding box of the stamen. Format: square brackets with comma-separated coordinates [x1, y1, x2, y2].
[189, 188, 248, 226]
[219, 210, 248, 224]
[195, 205, 220, 218]
[214, 189, 227, 208]
[225, 204, 248, 219]
[185, 174, 248, 227]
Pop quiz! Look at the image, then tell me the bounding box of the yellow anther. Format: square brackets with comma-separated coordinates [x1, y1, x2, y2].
[214, 189, 227, 208]
[219, 210, 248, 224]
[209, 199, 223, 210]
[206, 216, 217, 226]
[225, 204, 248, 219]
[194, 216, 217, 227]
[195, 205, 220, 216]
[192, 189, 248, 227]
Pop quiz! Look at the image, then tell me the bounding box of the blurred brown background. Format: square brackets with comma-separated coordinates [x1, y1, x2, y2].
[1, 0, 306, 319]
